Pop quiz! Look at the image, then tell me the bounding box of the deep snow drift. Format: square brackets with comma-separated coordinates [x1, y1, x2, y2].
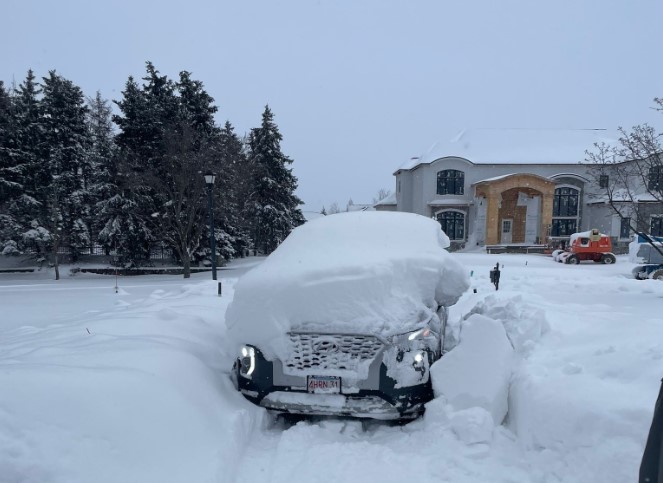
[1, 252, 662, 483]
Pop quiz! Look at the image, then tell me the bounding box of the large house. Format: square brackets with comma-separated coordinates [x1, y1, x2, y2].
[376, 129, 663, 250]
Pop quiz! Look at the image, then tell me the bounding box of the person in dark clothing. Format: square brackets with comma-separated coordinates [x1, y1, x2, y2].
[640, 379, 663, 483]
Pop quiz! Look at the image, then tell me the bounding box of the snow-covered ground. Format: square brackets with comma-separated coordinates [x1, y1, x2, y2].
[1, 252, 661, 483]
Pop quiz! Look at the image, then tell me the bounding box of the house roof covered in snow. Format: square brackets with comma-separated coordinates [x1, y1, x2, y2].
[374, 192, 397, 206]
[396, 128, 619, 173]
[301, 210, 326, 222]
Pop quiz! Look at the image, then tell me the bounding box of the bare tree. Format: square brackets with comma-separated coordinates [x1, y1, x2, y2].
[327, 202, 341, 214]
[145, 124, 215, 278]
[372, 188, 392, 204]
[585, 98, 663, 256]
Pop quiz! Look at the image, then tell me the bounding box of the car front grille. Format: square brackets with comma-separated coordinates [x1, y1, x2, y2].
[284, 332, 385, 373]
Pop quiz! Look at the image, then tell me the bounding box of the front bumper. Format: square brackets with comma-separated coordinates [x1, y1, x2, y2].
[232, 348, 433, 420]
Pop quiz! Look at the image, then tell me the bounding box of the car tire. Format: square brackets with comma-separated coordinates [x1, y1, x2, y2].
[650, 269, 663, 281]
[601, 254, 616, 264]
[567, 255, 579, 265]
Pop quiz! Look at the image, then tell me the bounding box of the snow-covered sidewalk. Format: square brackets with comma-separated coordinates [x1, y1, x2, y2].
[0, 253, 661, 482]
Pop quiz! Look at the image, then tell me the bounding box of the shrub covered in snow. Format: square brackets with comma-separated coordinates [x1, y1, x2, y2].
[1, 240, 20, 256]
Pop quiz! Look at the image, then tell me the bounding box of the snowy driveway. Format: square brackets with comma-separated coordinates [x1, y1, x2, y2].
[1, 253, 661, 483]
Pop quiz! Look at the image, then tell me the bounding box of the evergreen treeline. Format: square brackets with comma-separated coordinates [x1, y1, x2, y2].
[0, 63, 304, 279]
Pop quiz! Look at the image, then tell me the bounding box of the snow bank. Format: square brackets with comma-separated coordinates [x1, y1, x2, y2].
[430, 314, 514, 425]
[225, 211, 469, 359]
[0, 277, 266, 483]
[462, 294, 549, 355]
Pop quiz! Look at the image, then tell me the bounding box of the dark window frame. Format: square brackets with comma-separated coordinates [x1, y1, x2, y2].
[553, 187, 579, 217]
[652, 216, 663, 237]
[436, 210, 465, 241]
[619, 217, 631, 240]
[551, 219, 577, 237]
[648, 166, 663, 191]
[436, 170, 465, 195]
[551, 186, 580, 237]
[599, 174, 609, 189]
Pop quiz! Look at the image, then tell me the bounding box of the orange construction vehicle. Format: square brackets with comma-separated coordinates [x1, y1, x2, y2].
[556, 229, 616, 265]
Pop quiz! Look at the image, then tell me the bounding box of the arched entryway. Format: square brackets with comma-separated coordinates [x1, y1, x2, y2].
[474, 174, 556, 245]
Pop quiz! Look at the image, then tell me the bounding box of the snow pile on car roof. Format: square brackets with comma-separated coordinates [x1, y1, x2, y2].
[225, 211, 469, 359]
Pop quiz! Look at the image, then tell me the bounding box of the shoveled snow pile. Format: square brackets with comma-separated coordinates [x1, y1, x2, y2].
[462, 294, 550, 354]
[225, 211, 470, 360]
[430, 314, 514, 425]
[427, 294, 551, 445]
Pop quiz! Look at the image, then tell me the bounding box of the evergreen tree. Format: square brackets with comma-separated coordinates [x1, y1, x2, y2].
[246, 105, 304, 253]
[177, 71, 217, 136]
[110, 75, 157, 266]
[0, 80, 15, 203]
[0, 80, 22, 254]
[147, 70, 221, 276]
[212, 121, 251, 259]
[2, 71, 44, 256]
[37, 71, 91, 277]
[113, 63, 222, 276]
[85, 91, 148, 265]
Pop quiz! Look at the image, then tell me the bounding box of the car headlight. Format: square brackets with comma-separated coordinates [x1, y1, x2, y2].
[407, 327, 432, 341]
[393, 327, 437, 347]
[412, 350, 426, 373]
[392, 327, 438, 365]
[239, 345, 256, 378]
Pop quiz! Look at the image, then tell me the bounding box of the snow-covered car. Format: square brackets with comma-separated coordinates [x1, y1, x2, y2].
[557, 251, 572, 264]
[551, 249, 564, 262]
[226, 211, 470, 420]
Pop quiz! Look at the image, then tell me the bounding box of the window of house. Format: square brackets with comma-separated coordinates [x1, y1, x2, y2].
[436, 170, 465, 195]
[551, 219, 577, 236]
[620, 217, 631, 240]
[553, 187, 579, 216]
[551, 186, 579, 237]
[436, 211, 465, 241]
[652, 216, 663, 237]
[599, 175, 609, 189]
[648, 166, 663, 191]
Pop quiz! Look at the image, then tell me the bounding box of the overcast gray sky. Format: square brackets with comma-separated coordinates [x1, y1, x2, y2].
[3, 0, 663, 211]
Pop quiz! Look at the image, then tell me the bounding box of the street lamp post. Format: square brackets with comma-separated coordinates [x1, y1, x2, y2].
[204, 172, 217, 281]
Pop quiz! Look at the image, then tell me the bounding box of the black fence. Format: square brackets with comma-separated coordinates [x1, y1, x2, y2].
[23, 244, 175, 260]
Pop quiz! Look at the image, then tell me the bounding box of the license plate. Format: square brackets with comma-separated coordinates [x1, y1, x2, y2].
[307, 375, 341, 394]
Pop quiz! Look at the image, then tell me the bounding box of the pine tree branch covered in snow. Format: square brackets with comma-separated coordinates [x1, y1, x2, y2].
[0, 62, 306, 277]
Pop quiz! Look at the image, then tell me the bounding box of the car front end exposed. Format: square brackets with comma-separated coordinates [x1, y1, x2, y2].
[224, 211, 470, 421]
[231, 327, 441, 420]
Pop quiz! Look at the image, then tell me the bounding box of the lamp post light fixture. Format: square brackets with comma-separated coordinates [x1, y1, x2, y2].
[204, 172, 217, 281]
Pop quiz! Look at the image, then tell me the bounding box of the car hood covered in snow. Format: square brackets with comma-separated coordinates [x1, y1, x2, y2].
[225, 211, 470, 359]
